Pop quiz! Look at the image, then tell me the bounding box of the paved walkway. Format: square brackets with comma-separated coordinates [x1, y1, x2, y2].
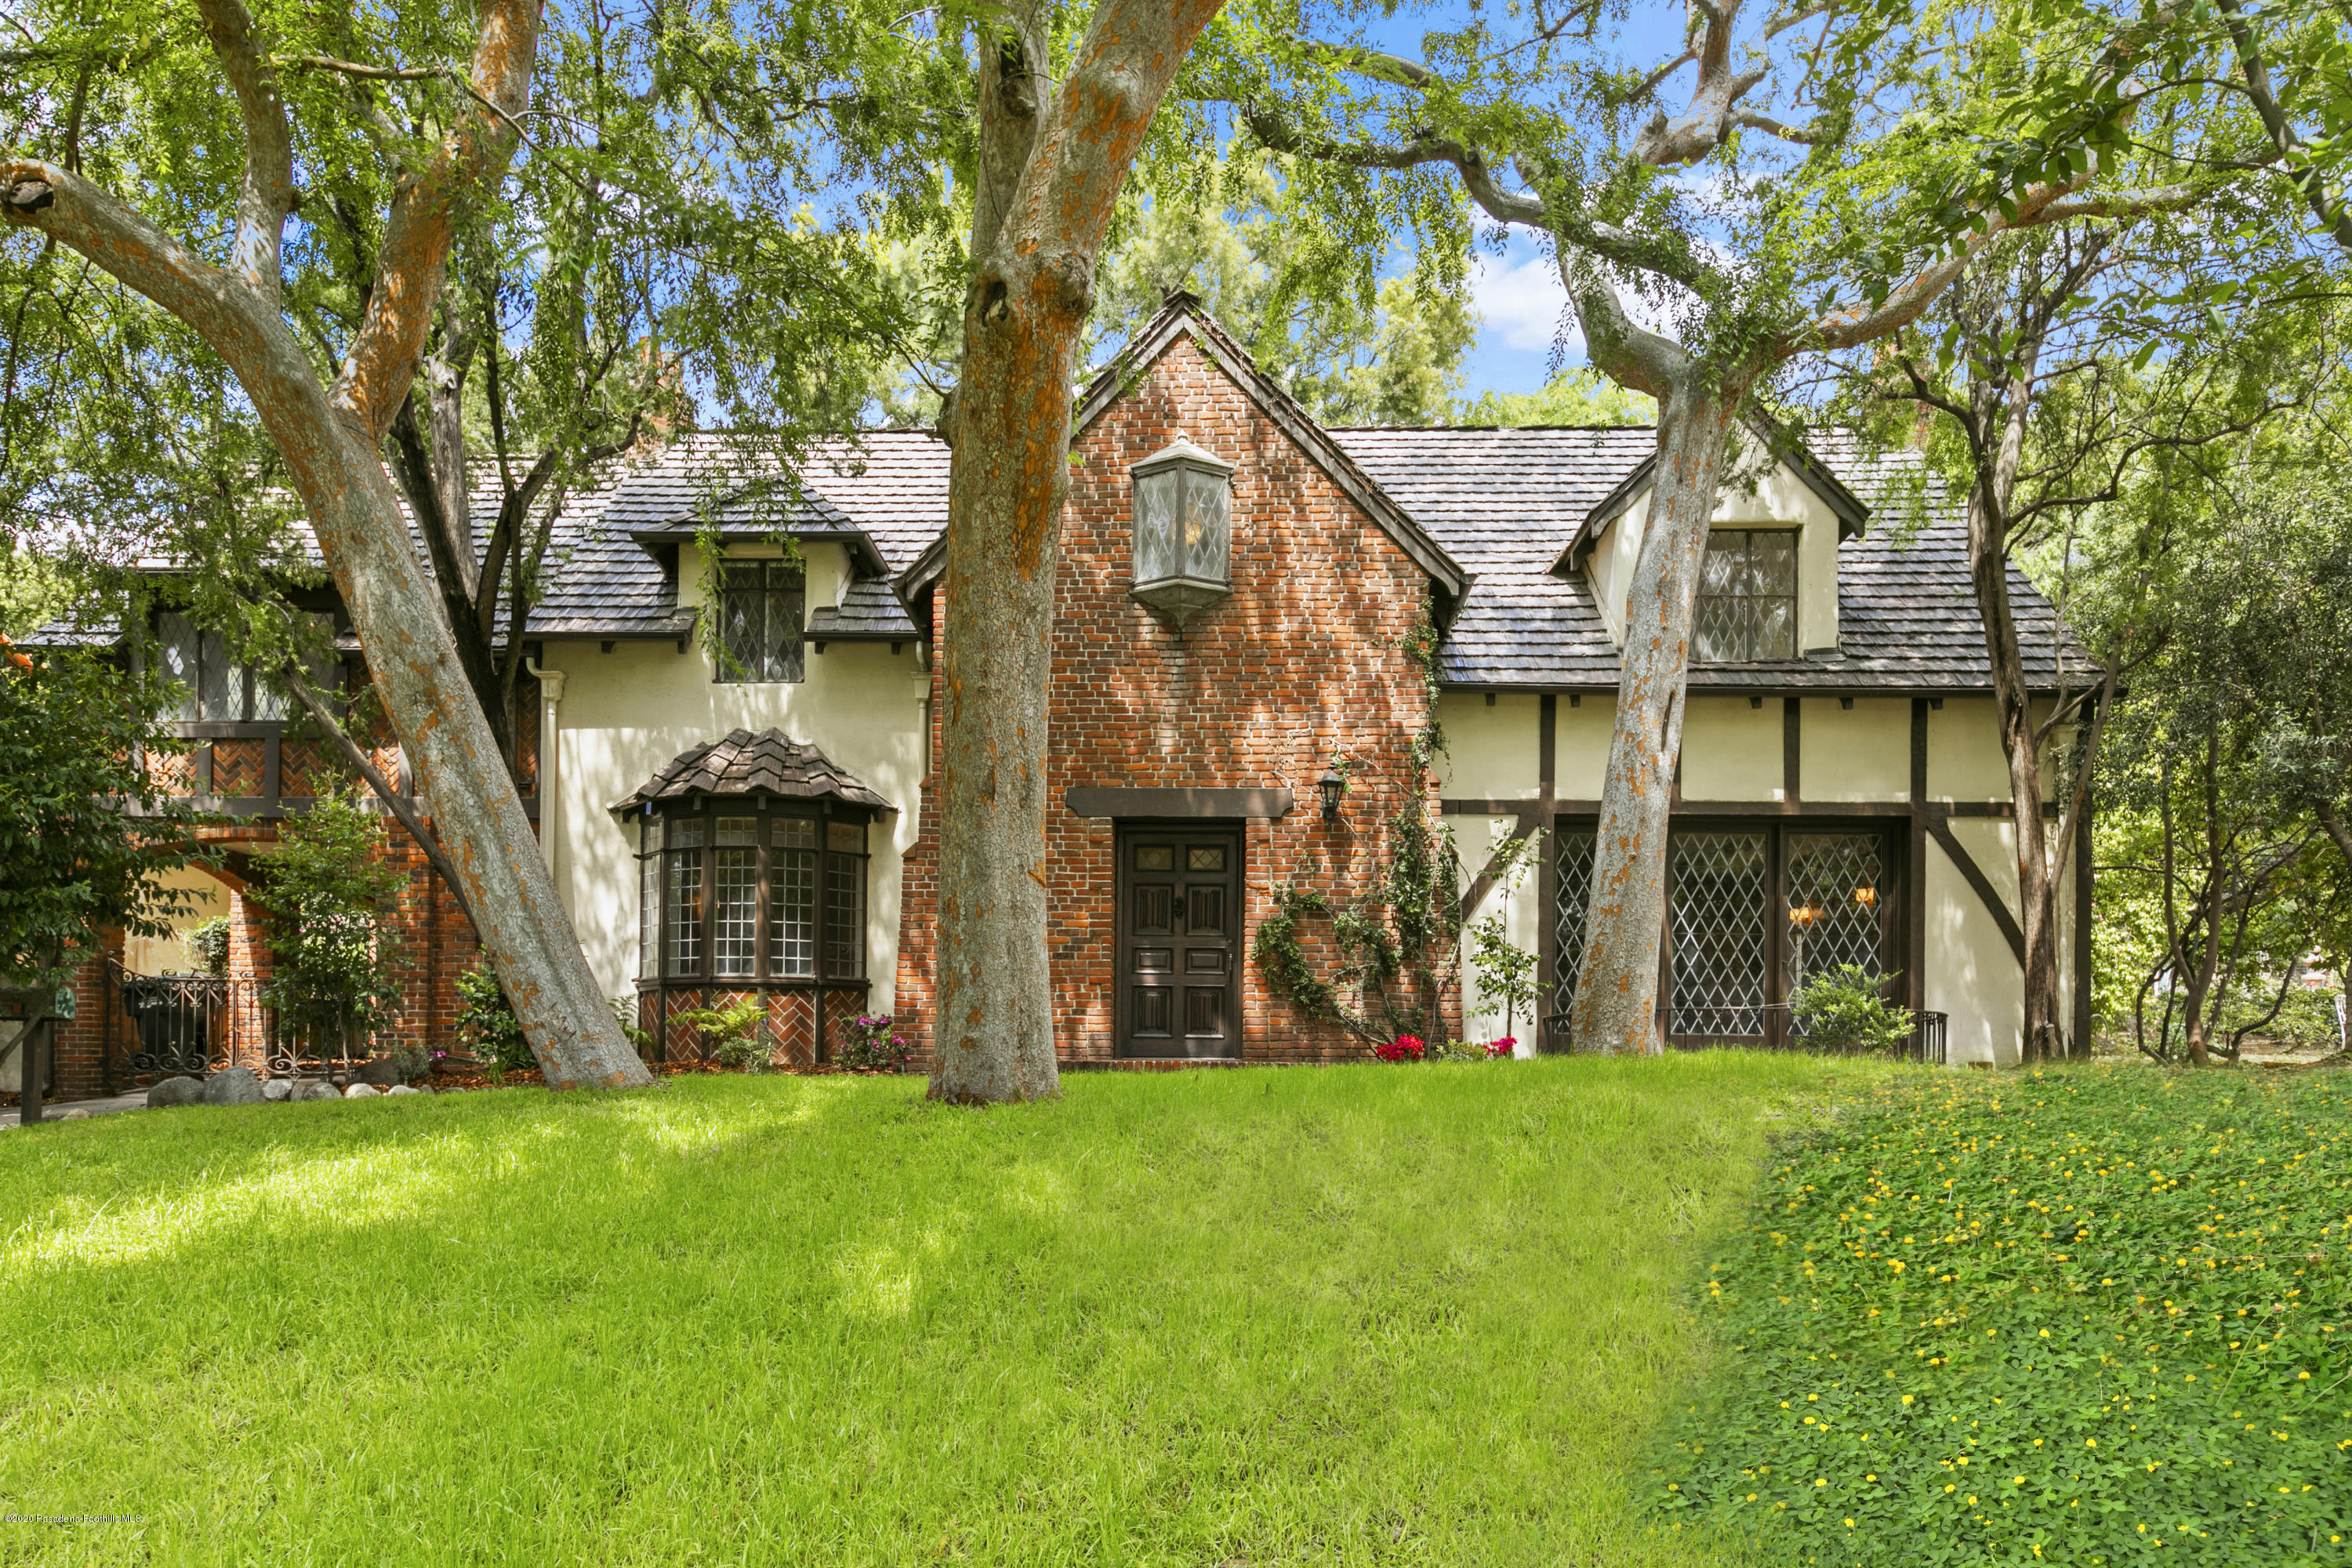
[2, 1090, 149, 1129]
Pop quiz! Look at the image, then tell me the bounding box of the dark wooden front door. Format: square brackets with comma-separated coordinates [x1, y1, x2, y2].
[1116, 826, 1242, 1058]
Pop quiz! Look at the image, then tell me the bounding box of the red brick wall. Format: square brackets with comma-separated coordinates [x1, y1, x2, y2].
[895, 332, 1451, 1066]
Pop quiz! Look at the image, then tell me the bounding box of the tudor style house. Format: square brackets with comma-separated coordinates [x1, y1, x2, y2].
[45, 292, 2092, 1094]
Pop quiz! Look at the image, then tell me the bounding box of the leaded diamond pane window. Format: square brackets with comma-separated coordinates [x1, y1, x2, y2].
[1553, 827, 1598, 1017]
[1669, 832, 1773, 1037]
[1693, 529, 1797, 662]
[1786, 833, 1885, 988]
[717, 561, 805, 684]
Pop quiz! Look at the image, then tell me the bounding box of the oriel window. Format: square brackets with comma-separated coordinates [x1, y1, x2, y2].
[634, 801, 874, 985]
[1693, 529, 1798, 662]
[715, 560, 805, 684]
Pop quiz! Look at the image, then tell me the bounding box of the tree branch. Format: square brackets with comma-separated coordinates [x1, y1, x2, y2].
[192, 0, 293, 303]
[2215, 0, 2352, 251]
[329, 0, 540, 443]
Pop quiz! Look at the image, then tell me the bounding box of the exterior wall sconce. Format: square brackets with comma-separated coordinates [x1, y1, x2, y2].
[1131, 433, 1236, 628]
[1853, 884, 1877, 909]
[1316, 767, 1346, 821]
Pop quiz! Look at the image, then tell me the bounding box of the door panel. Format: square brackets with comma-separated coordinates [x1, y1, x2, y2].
[1116, 826, 1241, 1058]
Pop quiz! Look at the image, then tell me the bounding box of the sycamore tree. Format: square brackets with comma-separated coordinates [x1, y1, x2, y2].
[0, 2, 958, 1089]
[926, 0, 1227, 1103]
[1205, 0, 2233, 1052]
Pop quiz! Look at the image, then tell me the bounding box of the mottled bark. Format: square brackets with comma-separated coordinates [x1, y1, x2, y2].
[2, 0, 651, 1088]
[1567, 372, 1744, 1054]
[928, 0, 1225, 1103]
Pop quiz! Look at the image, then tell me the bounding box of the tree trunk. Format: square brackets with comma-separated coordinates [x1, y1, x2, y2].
[927, 0, 1225, 1102]
[1568, 377, 1744, 1054]
[1961, 376, 2068, 1062]
[1, 0, 650, 1090]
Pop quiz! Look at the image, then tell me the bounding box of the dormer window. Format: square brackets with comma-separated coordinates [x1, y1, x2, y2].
[716, 561, 804, 683]
[1131, 434, 1236, 627]
[1694, 529, 1797, 662]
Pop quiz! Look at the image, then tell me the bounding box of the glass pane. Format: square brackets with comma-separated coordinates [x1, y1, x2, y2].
[825, 848, 865, 978]
[1755, 596, 1796, 660]
[717, 815, 757, 847]
[827, 820, 864, 855]
[1751, 530, 1798, 596]
[764, 568, 805, 682]
[1693, 596, 1742, 662]
[1185, 845, 1225, 872]
[639, 851, 660, 981]
[720, 579, 760, 684]
[1134, 470, 1179, 583]
[775, 816, 816, 850]
[1553, 828, 1599, 1018]
[668, 817, 703, 851]
[198, 629, 238, 720]
[1181, 468, 1229, 584]
[155, 612, 199, 721]
[1669, 832, 1771, 1037]
[1135, 845, 1174, 871]
[1699, 535, 1744, 596]
[1786, 833, 1886, 993]
[666, 852, 703, 975]
[713, 848, 757, 977]
[770, 848, 816, 976]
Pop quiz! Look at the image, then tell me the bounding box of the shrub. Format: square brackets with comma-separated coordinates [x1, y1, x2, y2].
[1372, 1033, 1427, 1062]
[183, 916, 230, 977]
[835, 1014, 910, 1072]
[253, 788, 401, 1060]
[1789, 963, 1915, 1054]
[388, 1039, 430, 1082]
[456, 960, 532, 1074]
[675, 998, 768, 1070]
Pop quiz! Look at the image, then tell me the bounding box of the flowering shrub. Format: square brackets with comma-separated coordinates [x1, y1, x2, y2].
[1372, 1033, 1427, 1062]
[1485, 1036, 1516, 1058]
[837, 1014, 912, 1073]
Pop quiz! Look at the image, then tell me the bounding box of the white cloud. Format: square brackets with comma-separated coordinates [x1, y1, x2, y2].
[1469, 246, 1578, 354]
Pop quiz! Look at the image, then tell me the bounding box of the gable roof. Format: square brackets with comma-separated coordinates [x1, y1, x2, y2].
[1334, 426, 2090, 691]
[1554, 409, 1871, 573]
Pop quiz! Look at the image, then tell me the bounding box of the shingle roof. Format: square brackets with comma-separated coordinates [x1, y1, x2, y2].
[609, 728, 892, 812]
[1330, 425, 2091, 692]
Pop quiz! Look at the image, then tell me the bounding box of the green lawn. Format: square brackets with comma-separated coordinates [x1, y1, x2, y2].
[1650, 1063, 2352, 1566]
[0, 1054, 1891, 1566]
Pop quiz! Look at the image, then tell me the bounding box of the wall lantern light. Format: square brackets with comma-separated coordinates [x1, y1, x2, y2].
[1317, 767, 1346, 822]
[1131, 432, 1237, 628]
[1853, 884, 1878, 909]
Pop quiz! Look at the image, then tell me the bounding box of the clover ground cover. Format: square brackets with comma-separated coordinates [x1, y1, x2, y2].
[1651, 1063, 2352, 1566]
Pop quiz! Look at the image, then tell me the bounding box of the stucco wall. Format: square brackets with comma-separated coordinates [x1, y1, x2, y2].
[1435, 693, 1541, 800]
[1682, 697, 1785, 801]
[1928, 818, 2024, 1065]
[122, 864, 232, 976]
[1799, 699, 1910, 802]
[1457, 814, 1544, 1057]
[541, 537, 929, 1011]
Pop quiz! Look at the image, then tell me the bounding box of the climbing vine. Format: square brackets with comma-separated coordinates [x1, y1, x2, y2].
[1255, 596, 1465, 1046]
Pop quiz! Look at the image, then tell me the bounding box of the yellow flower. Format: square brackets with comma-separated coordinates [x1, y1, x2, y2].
[1902, 1394, 1915, 1405]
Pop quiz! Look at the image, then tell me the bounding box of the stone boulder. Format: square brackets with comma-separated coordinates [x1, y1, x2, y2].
[383, 1083, 424, 1097]
[356, 1057, 405, 1087]
[290, 1080, 340, 1102]
[201, 1066, 264, 1105]
[343, 1082, 379, 1098]
[147, 1075, 205, 1109]
[261, 1078, 292, 1102]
